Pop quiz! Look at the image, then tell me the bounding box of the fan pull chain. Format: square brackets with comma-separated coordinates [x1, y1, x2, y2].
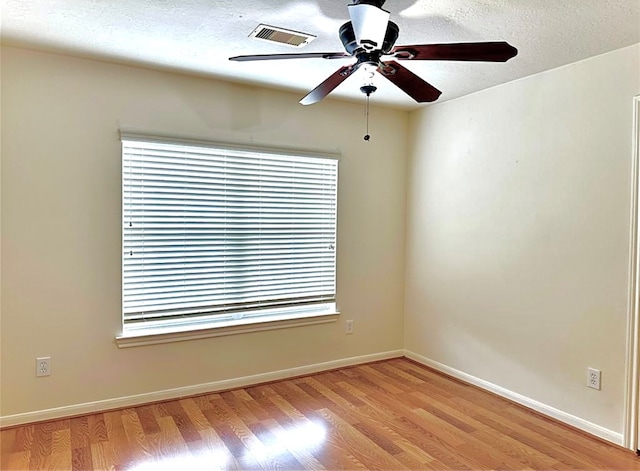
[364, 94, 371, 141]
[360, 84, 376, 141]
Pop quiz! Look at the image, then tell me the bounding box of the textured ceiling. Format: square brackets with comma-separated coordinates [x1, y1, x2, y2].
[1, 0, 639, 109]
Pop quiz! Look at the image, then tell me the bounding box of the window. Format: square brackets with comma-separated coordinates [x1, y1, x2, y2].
[120, 135, 338, 342]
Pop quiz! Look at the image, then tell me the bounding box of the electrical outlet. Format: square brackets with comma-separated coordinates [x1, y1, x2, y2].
[345, 320, 354, 335]
[36, 357, 51, 377]
[587, 367, 601, 390]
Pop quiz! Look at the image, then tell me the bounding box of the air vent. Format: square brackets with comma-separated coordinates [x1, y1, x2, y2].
[249, 24, 316, 48]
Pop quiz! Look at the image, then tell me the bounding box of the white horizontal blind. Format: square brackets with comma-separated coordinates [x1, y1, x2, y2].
[122, 138, 337, 328]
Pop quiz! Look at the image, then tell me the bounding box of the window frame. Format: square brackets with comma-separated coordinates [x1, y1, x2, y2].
[116, 133, 340, 347]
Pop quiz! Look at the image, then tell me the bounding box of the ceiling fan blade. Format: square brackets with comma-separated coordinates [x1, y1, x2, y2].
[377, 60, 442, 103]
[391, 41, 518, 62]
[229, 52, 351, 62]
[300, 65, 357, 105]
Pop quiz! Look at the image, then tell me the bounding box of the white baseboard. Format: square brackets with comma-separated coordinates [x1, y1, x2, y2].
[404, 350, 624, 446]
[4, 348, 623, 446]
[0, 350, 403, 428]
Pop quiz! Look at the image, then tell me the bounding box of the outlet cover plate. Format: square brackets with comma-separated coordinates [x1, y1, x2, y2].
[588, 367, 601, 390]
[345, 320, 354, 335]
[36, 357, 51, 377]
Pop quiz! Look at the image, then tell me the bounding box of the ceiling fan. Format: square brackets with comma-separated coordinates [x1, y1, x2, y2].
[229, 0, 518, 105]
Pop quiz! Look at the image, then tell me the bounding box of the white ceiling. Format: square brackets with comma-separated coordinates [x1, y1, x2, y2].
[1, 0, 639, 110]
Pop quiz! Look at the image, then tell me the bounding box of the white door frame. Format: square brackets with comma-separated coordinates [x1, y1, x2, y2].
[624, 95, 640, 451]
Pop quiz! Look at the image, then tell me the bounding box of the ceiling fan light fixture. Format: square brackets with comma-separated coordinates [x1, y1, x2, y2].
[347, 3, 390, 50]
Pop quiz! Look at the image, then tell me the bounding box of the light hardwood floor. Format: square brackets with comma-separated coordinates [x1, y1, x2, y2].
[1, 358, 639, 470]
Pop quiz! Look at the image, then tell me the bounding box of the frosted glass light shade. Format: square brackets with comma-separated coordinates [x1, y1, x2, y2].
[347, 3, 390, 50]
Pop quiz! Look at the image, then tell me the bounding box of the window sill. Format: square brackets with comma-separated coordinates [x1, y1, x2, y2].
[115, 310, 340, 348]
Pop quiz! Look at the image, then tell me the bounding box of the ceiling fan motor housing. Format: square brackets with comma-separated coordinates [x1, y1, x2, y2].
[339, 20, 399, 56]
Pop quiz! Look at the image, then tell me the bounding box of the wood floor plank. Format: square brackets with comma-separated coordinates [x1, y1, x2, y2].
[246, 385, 298, 428]
[88, 414, 108, 444]
[248, 420, 307, 470]
[334, 380, 407, 424]
[155, 415, 191, 457]
[269, 380, 325, 417]
[204, 418, 262, 470]
[298, 377, 360, 421]
[373, 361, 428, 386]
[1, 428, 17, 456]
[12, 425, 35, 452]
[50, 429, 70, 455]
[27, 422, 53, 470]
[90, 441, 116, 471]
[161, 400, 202, 443]
[261, 418, 326, 471]
[179, 397, 213, 431]
[359, 364, 409, 394]
[190, 393, 215, 413]
[220, 390, 262, 426]
[2, 358, 639, 470]
[268, 389, 317, 425]
[69, 416, 90, 450]
[133, 405, 161, 436]
[103, 410, 136, 468]
[392, 450, 439, 470]
[48, 450, 73, 471]
[240, 396, 275, 424]
[71, 445, 92, 471]
[50, 419, 70, 432]
[393, 439, 440, 467]
[197, 427, 243, 470]
[351, 421, 404, 455]
[120, 408, 154, 462]
[4, 450, 31, 470]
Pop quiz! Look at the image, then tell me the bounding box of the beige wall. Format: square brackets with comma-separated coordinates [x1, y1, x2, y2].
[3, 41, 640, 438]
[405, 44, 640, 433]
[0, 47, 407, 417]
